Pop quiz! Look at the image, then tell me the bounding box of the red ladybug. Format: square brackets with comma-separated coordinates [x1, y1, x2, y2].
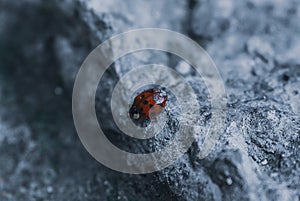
[129, 88, 167, 126]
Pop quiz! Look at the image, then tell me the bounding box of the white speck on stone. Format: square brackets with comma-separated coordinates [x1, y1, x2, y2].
[47, 186, 53, 194]
[261, 159, 268, 165]
[226, 177, 233, 185]
[176, 61, 191, 74]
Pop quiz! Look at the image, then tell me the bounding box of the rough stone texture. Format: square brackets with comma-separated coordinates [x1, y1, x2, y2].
[0, 0, 299, 201]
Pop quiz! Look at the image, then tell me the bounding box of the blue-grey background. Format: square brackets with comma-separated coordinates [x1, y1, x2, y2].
[0, 0, 299, 200]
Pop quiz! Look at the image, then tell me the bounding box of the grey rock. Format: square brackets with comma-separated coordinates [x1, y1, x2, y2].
[0, 0, 299, 201]
[191, 0, 233, 39]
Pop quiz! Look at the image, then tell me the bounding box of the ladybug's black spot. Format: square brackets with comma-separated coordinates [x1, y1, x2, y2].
[140, 108, 143, 112]
[149, 104, 154, 108]
[141, 95, 145, 98]
[143, 100, 148, 105]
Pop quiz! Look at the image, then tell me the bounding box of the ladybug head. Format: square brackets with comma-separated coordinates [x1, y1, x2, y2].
[129, 105, 150, 127]
[132, 112, 140, 120]
[129, 106, 140, 120]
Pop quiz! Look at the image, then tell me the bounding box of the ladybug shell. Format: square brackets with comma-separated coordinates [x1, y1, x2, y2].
[129, 88, 167, 126]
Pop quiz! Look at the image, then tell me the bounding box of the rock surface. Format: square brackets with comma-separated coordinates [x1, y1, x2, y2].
[0, 0, 299, 200]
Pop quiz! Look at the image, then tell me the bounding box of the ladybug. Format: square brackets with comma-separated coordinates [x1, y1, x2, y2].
[129, 88, 168, 127]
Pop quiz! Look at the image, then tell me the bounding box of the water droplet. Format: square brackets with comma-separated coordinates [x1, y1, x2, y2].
[261, 159, 268, 165]
[47, 186, 53, 194]
[226, 177, 233, 185]
[176, 61, 191, 74]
